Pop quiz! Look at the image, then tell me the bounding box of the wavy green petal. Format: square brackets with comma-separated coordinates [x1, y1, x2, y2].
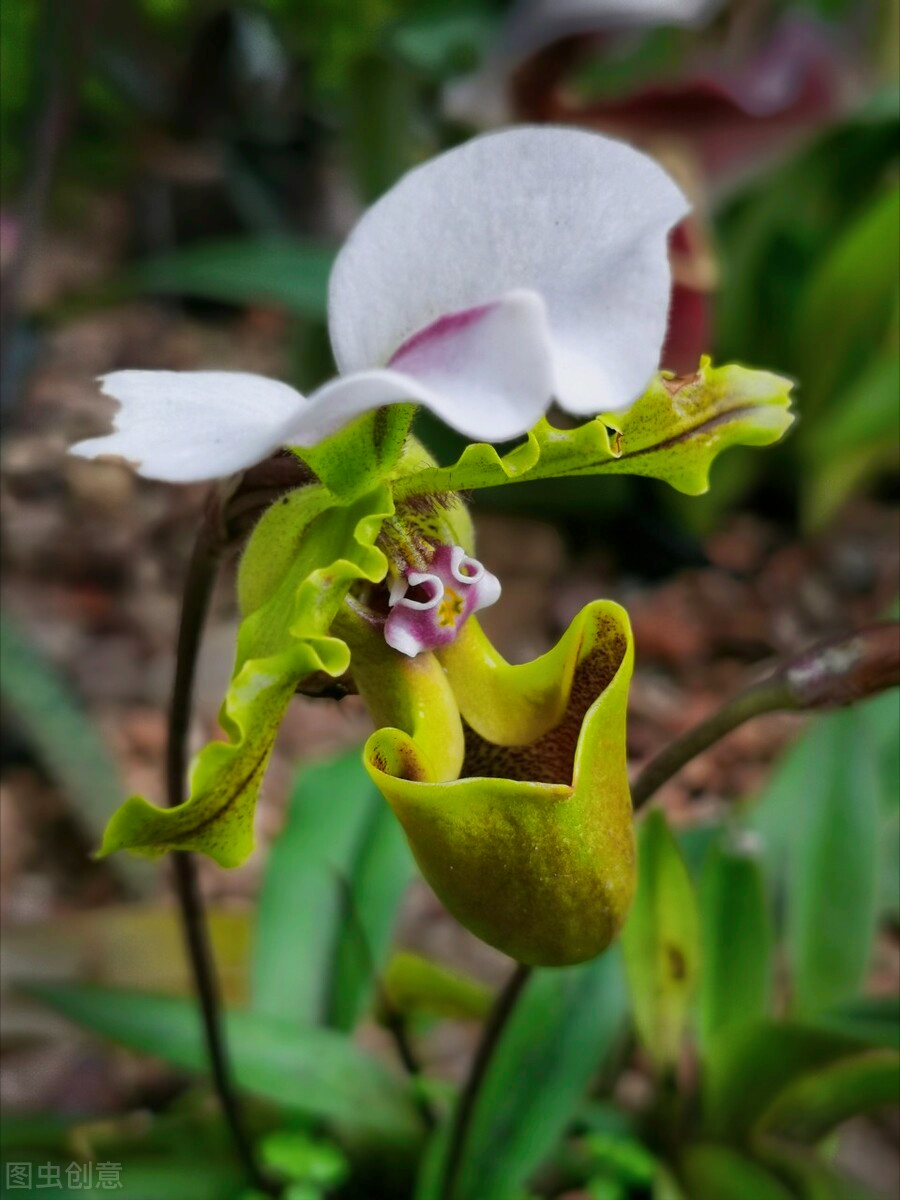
[394, 358, 795, 500]
[99, 486, 394, 866]
[360, 602, 635, 966]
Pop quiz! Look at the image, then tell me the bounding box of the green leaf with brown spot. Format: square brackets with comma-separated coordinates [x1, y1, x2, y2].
[620, 810, 700, 1071]
[394, 359, 795, 500]
[98, 485, 393, 867]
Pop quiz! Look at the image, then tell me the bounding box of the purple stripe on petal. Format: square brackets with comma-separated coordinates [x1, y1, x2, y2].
[388, 303, 497, 369]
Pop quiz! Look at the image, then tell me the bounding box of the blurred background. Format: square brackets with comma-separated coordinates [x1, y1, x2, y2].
[0, 2, 898, 1198]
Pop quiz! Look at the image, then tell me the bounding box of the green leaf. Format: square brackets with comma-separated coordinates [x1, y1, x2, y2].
[0, 1114, 72, 1151]
[419, 950, 629, 1200]
[134, 236, 335, 318]
[786, 710, 881, 1016]
[805, 350, 900, 463]
[653, 1164, 689, 1200]
[802, 349, 900, 526]
[0, 614, 149, 891]
[98, 486, 393, 866]
[395, 359, 794, 500]
[751, 707, 882, 1018]
[0, 1153, 244, 1200]
[755, 1048, 900, 1143]
[379, 952, 493, 1022]
[755, 1137, 884, 1200]
[703, 1019, 870, 1142]
[388, 4, 495, 78]
[328, 795, 414, 1031]
[811, 995, 900, 1051]
[583, 1131, 658, 1186]
[698, 830, 772, 1049]
[795, 182, 900, 407]
[620, 810, 700, 1071]
[258, 1130, 348, 1187]
[680, 1144, 794, 1200]
[31, 984, 423, 1148]
[251, 749, 382, 1026]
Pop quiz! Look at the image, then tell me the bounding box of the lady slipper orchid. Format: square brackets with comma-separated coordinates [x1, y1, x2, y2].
[70, 126, 688, 483]
[70, 118, 797, 970]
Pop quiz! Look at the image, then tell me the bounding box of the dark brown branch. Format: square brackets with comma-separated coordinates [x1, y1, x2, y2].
[166, 514, 275, 1194]
[632, 622, 900, 812]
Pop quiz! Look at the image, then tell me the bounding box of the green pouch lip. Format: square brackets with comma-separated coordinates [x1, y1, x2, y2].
[363, 601, 636, 966]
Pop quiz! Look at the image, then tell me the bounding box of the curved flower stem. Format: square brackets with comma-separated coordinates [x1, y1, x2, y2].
[631, 621, 900, 812]
[167, 520, 275, 1195]
[630, 678, 793, 812]
[439, 963, 531, 1200]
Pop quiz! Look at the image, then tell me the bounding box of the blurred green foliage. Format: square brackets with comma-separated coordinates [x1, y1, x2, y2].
[5, 718, 896, 1198]
[715, 89, 900, 525]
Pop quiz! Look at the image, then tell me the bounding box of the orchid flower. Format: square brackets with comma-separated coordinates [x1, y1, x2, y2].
[71, 126, 796, 967]
[71, 126, 688, 483]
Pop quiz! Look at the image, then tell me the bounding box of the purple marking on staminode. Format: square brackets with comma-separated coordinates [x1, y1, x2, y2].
[388, 303, 495, 367]
[384, 542, 502, 658]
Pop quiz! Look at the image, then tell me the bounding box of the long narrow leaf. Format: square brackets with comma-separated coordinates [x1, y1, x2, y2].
[31, 984, 423, 1149]
[252, 750, 383, 1025]
[328, 799, 415, 1031]
[135, 236, 335, 318]
[755, 1048, 900, 1143]
[421, 949, 629, 1200]
[698, 831, 772, 1049]
[621, 810, 700, 1070]
[788, 710, 881, 1016]
[0, 614, 148, 890]
[752, 707, 882, 1017]
[703, 1019, 869, 1142]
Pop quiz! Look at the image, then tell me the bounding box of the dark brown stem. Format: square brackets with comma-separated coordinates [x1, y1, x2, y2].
[381, 1008, 438, 1131]
[166, 520, 275, 1195]
[439, 963, 532, 1200]
[631, 622, 900, 812]
[631, 678, 793, 812]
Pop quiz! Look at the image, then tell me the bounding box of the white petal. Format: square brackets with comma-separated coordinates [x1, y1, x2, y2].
[290, 290, 555, 444]
[329, 127, 689, 416]
[70, 371, 308, 483]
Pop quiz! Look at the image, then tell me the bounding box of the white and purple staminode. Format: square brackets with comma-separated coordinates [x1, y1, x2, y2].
[384, 544, 501, 658]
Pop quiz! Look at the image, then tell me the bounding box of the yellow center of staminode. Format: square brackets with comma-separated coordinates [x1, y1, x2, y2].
[437, 588, 465, 627]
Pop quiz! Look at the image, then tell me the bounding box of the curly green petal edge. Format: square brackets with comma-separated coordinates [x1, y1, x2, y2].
[98, 485, 394, 866]
[362, 601, 636, 967]
[393, 358, 795, 500]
